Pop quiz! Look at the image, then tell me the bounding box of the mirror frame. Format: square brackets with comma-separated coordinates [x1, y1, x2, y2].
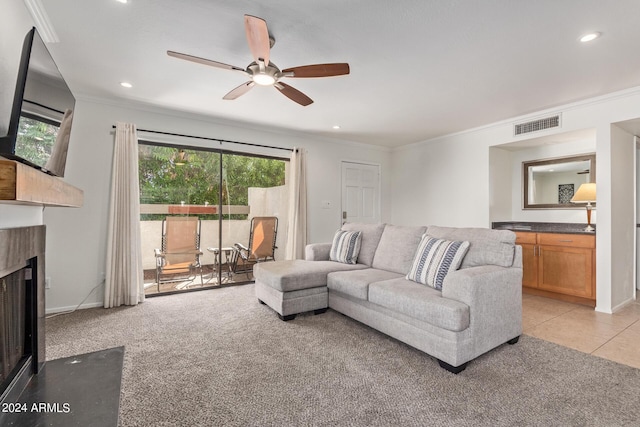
[523, 153, 596, 209]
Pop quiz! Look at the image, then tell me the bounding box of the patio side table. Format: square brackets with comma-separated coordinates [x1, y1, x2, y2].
[206, 247, 234, 284]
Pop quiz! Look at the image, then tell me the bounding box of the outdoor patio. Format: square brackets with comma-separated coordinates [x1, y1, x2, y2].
[142, 263, 254, 295]
[140, 186, 288, 296]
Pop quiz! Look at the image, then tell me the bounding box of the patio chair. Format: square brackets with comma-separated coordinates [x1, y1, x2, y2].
[229, 216, 278, 280]
[154, 216, 204, 291]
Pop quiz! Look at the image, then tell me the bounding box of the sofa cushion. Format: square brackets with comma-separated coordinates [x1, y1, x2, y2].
[406, 235, 470, 290]
[371, 225, 427, 274]
[327, 268, 404, 300]
[341, 222, 386, 266]
[368, 278, 470, 332]
[329, 230, 362, 264]
[254, 260, 367, 292]
[426, 226, 516, 268]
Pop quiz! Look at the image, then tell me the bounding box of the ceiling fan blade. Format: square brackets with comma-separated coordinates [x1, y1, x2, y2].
[244, 15, 270, 66]
[282, 63, 350, 78]
[223, 81, 255, 100]
[167, 51, 247, 74]
[274, 82, 313, 106]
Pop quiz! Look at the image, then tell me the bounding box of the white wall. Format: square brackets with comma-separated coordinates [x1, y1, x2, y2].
[637, 141, 640, 293]
[390, 88, 640, 313]
[392, 127, 498, 227]
[608, 124, 636, 310]
[488, 146, 512, 222]
[0, 205, 42, 228]
[42, 99, 391, 312]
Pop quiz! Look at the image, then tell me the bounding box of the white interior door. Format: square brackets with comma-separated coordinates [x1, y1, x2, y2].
[341, 161, 380, 224]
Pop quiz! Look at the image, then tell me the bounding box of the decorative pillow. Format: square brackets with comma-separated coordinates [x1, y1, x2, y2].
[329, 230, 362, 264]
[406, 235, 470, 290]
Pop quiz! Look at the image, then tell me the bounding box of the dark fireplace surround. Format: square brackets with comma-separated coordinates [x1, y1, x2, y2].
[0, 226, 45, 406]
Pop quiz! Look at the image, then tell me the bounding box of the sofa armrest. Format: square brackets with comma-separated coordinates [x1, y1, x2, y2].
[442, 264, 523, 350]
[442, 265, 522, 306]
[305, 243, 332, 261]
[442, 246, 522, 306]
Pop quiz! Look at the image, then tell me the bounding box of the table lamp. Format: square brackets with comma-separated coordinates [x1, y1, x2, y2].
[570, 183, 596, 232]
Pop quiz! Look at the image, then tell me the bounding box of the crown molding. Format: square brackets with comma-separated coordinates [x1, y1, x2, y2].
[395, 85, 640, 152]
[23, 0, 59, 43]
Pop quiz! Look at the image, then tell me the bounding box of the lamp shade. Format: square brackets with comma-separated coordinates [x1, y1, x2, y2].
[570, 183, 596, 203]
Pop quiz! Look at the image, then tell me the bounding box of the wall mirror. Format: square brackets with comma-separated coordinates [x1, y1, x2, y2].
[523, 154, 595, 209]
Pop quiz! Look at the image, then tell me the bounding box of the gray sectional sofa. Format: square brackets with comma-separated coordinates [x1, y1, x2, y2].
[253, 222, 523, 373]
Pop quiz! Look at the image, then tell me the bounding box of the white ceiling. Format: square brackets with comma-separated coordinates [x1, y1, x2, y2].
[35, 0, 640, 147]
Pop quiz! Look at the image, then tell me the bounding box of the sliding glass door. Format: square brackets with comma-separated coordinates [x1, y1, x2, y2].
[138, 142, 287, 295]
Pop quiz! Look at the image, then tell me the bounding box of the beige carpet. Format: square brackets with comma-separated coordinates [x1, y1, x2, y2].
[46, 284, 640, 426]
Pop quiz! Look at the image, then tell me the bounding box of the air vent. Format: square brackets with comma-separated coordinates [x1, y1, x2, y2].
[514, 114, 561, 136]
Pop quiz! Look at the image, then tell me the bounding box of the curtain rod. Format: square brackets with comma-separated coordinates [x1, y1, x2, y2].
[24, 99, 65, 115]
[111, 125, 294, 152]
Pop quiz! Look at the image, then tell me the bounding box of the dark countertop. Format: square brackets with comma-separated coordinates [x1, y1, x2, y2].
[492, 221, 596, 235]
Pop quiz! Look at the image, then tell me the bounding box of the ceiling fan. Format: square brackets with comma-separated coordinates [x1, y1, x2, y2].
[167, 15, 350, 106]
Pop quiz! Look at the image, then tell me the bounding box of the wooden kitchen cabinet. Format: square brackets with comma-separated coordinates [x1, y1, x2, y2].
[515, 231, 595, 306]
[515, 232, 537, 288]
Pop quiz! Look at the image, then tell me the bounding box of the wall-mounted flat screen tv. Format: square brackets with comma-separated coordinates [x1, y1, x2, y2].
[0, 27, 75, 177]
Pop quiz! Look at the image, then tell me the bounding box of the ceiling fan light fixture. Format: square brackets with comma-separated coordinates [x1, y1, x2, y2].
[252, 73, 276, 86]
[168, 15, 349, 106]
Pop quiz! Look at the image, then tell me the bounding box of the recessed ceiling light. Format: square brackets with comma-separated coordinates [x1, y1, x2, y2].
[120, 82, 133, 88]
[579, 32, 601, 43]
[332, 125, 341, 130]
[115, 0, 128, 4]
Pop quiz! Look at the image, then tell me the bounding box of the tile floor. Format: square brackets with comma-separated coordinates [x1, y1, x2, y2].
[522, 293, 640, 369]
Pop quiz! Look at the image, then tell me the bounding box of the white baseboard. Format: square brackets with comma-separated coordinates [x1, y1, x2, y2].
[45, 301, 103, 315]
[611, 298, 635, 314]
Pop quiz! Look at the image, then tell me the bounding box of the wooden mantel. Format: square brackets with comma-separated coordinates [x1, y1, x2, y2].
[0, 159, 84, 207]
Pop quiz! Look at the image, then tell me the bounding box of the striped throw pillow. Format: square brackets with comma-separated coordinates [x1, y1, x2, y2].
[330, 230, 362, 264]
[406, 235, 470, 290]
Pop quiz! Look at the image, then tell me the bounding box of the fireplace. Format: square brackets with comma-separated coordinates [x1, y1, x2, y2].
[0, 226, 45, 408]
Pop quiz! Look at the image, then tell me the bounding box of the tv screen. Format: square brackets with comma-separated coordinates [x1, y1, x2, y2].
[0, 28, 75, 177]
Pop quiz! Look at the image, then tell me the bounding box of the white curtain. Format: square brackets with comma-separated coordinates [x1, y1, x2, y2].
[285, 148, 308, 260]
[104, 122, 145, 308]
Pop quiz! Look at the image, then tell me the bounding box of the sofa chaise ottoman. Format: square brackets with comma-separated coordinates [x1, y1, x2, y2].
[254, 259, 367, 320]
[253, 222, 522, 373]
